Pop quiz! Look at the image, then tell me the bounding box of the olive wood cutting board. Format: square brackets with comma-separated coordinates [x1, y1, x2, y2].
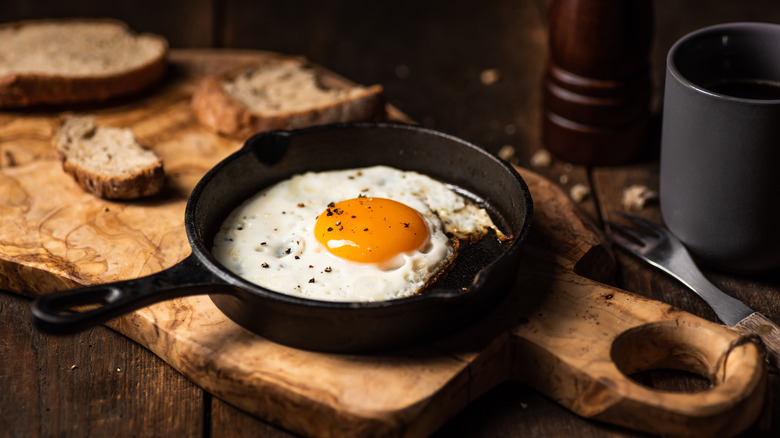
[0, 49, 767, 437]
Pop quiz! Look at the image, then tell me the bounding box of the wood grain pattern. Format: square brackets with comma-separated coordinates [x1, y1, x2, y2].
[0, 50, 768, 438]
[592, 164, 780, 437]
[0, 291, 205, 437]
[0, 50, 410, 295]
[735, 313, 780, 369]
[2, 0, 216, 48]
[2, 3, 779, 436]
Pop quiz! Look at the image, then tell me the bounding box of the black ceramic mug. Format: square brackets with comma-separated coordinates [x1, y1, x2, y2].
[660, 22, 780, 273]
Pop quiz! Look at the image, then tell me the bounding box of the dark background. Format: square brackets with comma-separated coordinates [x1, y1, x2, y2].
[4, 0, 780, 164]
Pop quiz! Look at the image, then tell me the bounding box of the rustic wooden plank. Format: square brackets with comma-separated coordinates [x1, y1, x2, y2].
[591, 163, 780, 437]
[212, 380, 652, 437]
[209, 397, 298, 437]
[434, 382, 642, 438]
[596, 176, 723, 404]
[0, 49, 388, 292]
[0, 291, 204, 437]
[2, 0, 215, 47]
[3, 131, 766, 438]
[592, 164, 697, 310]
[528, 160, 599, 226]
[220, 0, 552, 162]
[593, 163, 780, 330]
[2, 0, 780, 434]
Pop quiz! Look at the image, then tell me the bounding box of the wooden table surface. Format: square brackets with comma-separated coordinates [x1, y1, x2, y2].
[3, 1, 780, 437]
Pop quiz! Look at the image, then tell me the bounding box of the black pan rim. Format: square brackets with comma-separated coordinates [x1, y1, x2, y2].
[185, 121, 534, 310]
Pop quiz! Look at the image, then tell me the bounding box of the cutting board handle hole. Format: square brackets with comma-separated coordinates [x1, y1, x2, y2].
[610, 322, 724, 393]
[624, 368, 712, 393]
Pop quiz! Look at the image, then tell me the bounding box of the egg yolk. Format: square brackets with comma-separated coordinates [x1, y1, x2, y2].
[314, 197, 430, 263]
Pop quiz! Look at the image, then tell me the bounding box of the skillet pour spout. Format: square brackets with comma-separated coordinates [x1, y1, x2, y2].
[31, 122, 534, 353]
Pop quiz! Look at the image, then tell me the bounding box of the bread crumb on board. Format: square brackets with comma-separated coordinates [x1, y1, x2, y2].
[480, 68, 501, 85]
[530, 149, 552, 168]
[498, 145, 516, 161]
[570, 183, 590, 203]
[622, 185, 658, 210]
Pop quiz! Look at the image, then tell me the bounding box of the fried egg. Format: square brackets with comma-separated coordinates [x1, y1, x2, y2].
[212, 165, 503, 302]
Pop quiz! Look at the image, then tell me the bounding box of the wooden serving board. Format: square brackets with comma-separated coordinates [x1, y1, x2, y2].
[0, 49, 767, 437]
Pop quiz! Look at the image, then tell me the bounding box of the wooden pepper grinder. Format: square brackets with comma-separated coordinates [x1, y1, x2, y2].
[542, 0, 654, 165]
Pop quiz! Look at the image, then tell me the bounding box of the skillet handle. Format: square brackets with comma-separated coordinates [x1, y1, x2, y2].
[31, 254, 224, 334]
[510, 274, 767, 437]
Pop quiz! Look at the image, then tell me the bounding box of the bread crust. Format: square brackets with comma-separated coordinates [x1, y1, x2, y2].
[54, 115, 165, 200]
[191, 57, 385, 139]
[0, 18, 168, 108]
[58, 157, 165, 200]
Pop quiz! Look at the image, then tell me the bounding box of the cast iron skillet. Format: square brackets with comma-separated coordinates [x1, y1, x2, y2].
[31, 122, 533, 353]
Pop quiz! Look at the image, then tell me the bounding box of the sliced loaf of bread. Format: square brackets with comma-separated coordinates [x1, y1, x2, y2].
[0, 18, 168, 108]
[54, 115, 165, 200]
[191, 56, 385, 138]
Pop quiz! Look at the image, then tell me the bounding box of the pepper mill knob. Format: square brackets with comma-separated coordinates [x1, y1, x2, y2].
[542, 0, 654, 165]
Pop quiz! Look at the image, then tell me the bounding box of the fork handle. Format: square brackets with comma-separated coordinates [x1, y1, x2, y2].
[664, 252, 755, 326]
[670, 269, 780, 368]
[734, 312, 780, 369]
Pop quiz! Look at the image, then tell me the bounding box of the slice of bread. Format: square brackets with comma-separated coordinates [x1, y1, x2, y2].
[0, 18, 168, 108]
[54, 115, 165, 200]
[191, 56, 385, 138]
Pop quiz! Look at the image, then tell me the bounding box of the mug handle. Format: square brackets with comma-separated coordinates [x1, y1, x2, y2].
[31, 254, 227, 334]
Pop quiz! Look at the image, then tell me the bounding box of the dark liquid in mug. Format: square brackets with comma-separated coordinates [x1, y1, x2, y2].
[705, 78, 780, 99]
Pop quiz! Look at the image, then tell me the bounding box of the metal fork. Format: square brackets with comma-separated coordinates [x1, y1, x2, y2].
[607, 212, 780, 368]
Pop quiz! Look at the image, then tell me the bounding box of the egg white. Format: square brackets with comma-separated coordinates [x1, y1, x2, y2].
[212, 165, 501, 302]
